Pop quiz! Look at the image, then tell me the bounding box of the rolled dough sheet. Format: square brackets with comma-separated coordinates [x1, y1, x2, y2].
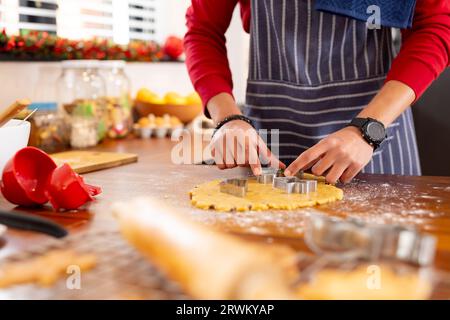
[189, 179, 343, 212]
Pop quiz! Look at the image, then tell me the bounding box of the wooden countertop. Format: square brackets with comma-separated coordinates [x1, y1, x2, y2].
[1, 137, 450, 299]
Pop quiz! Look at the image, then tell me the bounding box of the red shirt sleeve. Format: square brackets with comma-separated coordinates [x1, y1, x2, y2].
[184, 0, 241, 110]
[386, 0, 450, 102]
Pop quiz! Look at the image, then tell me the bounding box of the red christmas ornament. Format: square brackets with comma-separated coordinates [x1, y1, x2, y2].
[163, 35, 184, 60]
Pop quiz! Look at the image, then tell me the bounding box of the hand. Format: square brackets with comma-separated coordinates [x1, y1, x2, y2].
[285, 127, 374, 184]
[210, 119, 286, 175]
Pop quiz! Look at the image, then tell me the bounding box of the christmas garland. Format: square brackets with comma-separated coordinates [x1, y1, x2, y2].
[0, 29, 183, 62]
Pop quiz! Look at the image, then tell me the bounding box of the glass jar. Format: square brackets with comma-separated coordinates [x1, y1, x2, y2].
[28, 102, 70, 153]
[57, 61, 78, 116]
[57, 60, 108, 148]
[70, 115, 98, 149]
[99, 60, 132, 139]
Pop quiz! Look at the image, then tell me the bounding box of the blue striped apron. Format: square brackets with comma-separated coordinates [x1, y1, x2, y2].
[244, 0, 421, 175]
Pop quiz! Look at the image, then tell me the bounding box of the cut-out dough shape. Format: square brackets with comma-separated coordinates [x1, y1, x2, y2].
[189, 177, 343, 212]
[0, 250, 96, 288]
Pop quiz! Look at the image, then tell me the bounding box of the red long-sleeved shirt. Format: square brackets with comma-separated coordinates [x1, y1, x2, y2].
[184, 0, 450, 106]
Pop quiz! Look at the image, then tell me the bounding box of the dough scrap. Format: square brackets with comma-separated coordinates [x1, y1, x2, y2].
[189, 178, 343, 212]
[0, 250, 97, 288]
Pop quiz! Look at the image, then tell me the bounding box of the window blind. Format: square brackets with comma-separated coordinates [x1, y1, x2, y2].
[128, 0, 159, 41]
[0, 0, 162, 43]
[0, 0, 58, 34]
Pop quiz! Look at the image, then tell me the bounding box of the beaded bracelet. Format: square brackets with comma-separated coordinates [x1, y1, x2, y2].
[212, 114, 255, 138]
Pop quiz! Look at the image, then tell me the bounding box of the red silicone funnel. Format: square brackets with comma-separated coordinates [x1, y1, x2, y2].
[1, 147, 57, 206]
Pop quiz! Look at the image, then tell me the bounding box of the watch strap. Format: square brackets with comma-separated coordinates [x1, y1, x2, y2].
[347, 117, 369, 129]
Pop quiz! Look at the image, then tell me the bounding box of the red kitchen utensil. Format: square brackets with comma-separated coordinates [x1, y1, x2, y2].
[1, 146, 102, 210]
[46, 163, 102, 211]
[1, 147, 57, 206]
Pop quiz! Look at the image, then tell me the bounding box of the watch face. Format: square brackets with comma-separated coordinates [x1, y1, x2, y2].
[366, 122, 386, 142]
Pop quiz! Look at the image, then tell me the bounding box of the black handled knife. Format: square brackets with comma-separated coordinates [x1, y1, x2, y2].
[0, 210, 68, 238]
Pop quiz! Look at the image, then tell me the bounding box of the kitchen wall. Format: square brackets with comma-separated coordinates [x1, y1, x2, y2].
[0, 62, 194, 105]
[0, 3, 250, 107]
[413, 69, 450, 176]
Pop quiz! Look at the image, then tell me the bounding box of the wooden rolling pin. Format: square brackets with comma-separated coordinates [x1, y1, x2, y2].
[112, 198, 298, 300]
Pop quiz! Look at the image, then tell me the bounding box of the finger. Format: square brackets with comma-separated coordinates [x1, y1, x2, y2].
[340, 163, 362, 184]
[255, 136, 271, 167]
[202, 141, 215, 165]
[325, 161, 349, 184]
[270, 155, 286, 170]
[248, 142, 262, 175]
[302, 157, 321, 172]
[311, 152, 338, 176]
[256, 136, 286, 170]
[213, 138, 226, 169]
[223, 135, 236, 169]
[241, 131, 260, 171]
[236, 139, 247, 167]
[210, 132, 223, 157]
[285, 142, 330, 176]
[235, 132, 250, 167]
[209, 140, 216, 158]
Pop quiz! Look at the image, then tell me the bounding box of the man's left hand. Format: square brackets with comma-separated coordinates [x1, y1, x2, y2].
[284, 126, 374, 184]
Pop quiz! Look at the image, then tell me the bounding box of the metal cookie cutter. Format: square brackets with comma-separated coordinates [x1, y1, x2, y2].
[256, 167, 281, 184]
[296, 180, 318, 193]
[305, 212, 437, 267]
[273, 177, 300, 194]
[219, 178, 248, 198]
[272, 177, 318, 195]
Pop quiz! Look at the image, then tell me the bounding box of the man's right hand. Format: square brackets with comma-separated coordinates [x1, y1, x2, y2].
[207, 93, 285, 175]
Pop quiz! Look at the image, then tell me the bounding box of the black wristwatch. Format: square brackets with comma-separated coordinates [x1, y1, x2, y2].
[347, 117, 387, 150]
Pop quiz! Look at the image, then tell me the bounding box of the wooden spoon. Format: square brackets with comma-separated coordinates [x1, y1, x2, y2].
[0, 99, 31, 128]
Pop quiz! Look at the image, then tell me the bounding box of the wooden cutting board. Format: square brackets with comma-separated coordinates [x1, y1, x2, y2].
[51, 151, 138, 174]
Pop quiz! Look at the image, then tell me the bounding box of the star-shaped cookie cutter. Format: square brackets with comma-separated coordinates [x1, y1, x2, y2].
[272, 176, 318, 194]
[258, 168, 318, 194]
[219, 168, 318, 197]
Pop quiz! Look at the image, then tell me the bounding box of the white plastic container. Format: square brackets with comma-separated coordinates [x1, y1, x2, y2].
[0, 119, 31, 176]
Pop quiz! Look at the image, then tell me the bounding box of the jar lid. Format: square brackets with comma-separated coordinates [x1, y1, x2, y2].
[99, 60, 126, 69]
[61, 60, 100, 69]
[29, 102, 58, 111]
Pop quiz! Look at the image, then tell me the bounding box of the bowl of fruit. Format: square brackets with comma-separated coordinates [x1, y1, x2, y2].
[134, 88, 203, 124]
